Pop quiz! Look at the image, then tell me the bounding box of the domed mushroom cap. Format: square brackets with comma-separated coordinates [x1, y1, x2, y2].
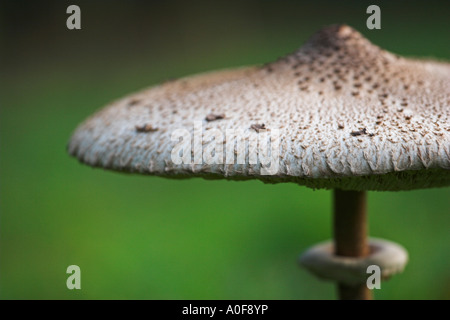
[68, 25, 450, 191]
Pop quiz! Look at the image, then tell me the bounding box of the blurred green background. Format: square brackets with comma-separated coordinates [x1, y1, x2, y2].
[1, 0, 449, 299]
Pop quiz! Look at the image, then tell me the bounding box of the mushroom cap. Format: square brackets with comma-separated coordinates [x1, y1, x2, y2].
[68, 25, 450, 191]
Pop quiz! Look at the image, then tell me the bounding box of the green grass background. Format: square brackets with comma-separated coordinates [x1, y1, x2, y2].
[1, 0, 449, 299]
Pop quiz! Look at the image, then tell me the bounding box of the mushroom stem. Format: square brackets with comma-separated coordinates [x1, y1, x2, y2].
[333, 189, 372, 300]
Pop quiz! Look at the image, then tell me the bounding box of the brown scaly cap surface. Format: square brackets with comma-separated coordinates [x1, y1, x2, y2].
[68, 25, 450, 191]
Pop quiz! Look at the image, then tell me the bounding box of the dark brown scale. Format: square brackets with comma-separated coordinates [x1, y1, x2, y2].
[205, 113, 226, 122]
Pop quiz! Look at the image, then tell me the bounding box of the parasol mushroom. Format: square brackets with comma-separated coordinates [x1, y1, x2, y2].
[68, 24, 450, 300]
